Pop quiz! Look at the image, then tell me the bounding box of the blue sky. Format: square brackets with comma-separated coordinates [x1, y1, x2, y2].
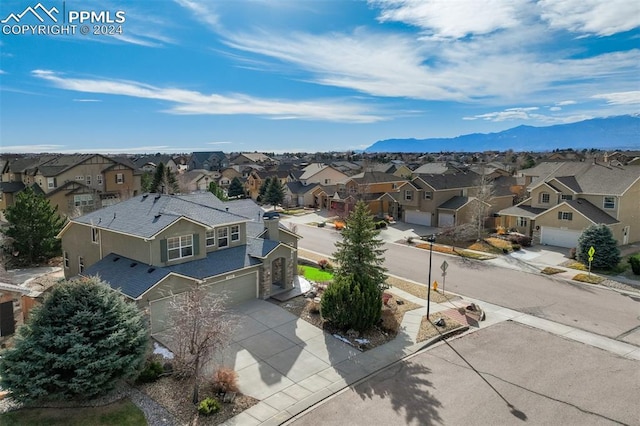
[1, 0, 639, 154]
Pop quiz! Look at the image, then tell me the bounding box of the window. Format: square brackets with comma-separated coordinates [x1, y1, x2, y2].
[560, 194, 573, 201]
[74, 194, 94, 207]
[558, 211, 573, 221]
[603, 196, 615, 209]
[64, 251, 69, 268]
[540, 192, 550, 203]
[217, 227, 229, 248]
[167, 235, 193, 260]
[424, 191, 433, 200]
[324, 179, 331, 184]
[86, 175, 91, 185]
[404, 190, 413, 201]
[47, 177, 57, 189]
[91, 228, 99, 244]
[206, 229, 216, 247]
[78, 256, 85, 273]
[518, 217, 528, 227]
[97, 175, 103, 185]
[75, 176, 84, 181]
[392, 183, 398, 189]
[231, 225, 240, 242]
[116, 173, 124, 184]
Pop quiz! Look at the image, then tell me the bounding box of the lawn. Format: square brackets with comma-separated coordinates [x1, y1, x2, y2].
[299, 265, 334, 282]
[0, 399, 145, 426]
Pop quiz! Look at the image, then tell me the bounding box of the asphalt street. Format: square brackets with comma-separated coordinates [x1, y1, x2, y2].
[289, 321, 640, 426]
[292, 223, 640, 342]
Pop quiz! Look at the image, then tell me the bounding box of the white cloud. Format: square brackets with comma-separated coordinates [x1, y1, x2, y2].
[207, 141, 232, 145]
[592, 91, 640, 105]
[549, 106, 562, 111]
[0, 69, 5, 74]
[463, 107, 594, 124]
[174, 0, 220, 29]
[73, 98, 102, 102]
[556, 100, 577, 106]
[371, 0, 522, 38]
[32, 70, 384, 123]
[539, 0, 640, 36]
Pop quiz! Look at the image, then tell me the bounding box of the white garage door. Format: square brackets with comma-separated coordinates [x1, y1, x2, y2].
[540, 227, 581, 248]
[404, 210, 431, 226]
[438, 213, 455, 227]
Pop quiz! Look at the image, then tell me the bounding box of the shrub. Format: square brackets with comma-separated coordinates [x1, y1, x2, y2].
[569, 247, 576, 259]
[321, 274, 381, 332]
[577, 225, 620, 269]
[512, 244, 521, 251]
[629, 255, 640, 275]
[198, 397, 221, 416]
[136, 360, 164, 383]
[507, 234, 532, 247]
[334, 221, 345, 230]
[317, 222, 326, 228]
[318, 259, 329, 270]
[573, 273, 604, 284]
[374, 221, 387, 229]
[496, 226, 506, 235]
[212, 367, 239, 393]
[297, 265, 305, 275]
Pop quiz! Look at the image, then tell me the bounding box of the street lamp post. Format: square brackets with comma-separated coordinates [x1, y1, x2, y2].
[426, 234, 436, 318]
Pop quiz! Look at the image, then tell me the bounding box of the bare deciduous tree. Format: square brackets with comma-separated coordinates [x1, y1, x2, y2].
[160, 286, 238, 404]
[470, 169, 495, 241]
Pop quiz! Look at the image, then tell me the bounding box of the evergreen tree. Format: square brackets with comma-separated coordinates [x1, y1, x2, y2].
[3, 187, 65, 266]
[208, 181, 228, 201]
[151, 163, 179, 194]
[333, 200, 387, 291]
[265, 177, 285, 208]
[577, 224, 620, 269]
[0, 277, 148, 403]
[228, 177, 245, 198]
[322, 200, 386, 332]
[258, 177, 271, 201]
[141, 171, 153, 192]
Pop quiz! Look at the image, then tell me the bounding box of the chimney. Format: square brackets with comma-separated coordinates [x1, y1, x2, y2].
[263, 212, 281, 241]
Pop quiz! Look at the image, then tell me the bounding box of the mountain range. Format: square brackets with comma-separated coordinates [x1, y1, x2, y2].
[365, 115, 640, 153]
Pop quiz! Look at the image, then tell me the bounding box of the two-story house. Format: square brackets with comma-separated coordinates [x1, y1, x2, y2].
[498, 162, 640, 247]
[245, 169, 289, 201]
[332, 171, 406, 217]
[284, 164, 349, 208]
[58, 192, 300, 333]
[188, 152, 229, 171]
[395, 172, 514, 228]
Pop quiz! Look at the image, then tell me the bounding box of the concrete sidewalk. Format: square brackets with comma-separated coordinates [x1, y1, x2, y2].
[223, 274, 640, 425]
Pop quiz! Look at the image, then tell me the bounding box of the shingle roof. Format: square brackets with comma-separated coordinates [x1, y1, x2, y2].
[287, 181, 319, 195]
[348, 171, 405, 185]
[0, 182, 25, 193]
[564, 199, 618, 225]
[73, 193, 249, 238]
[413, 162, 449, 174]
[438, 196, 471, 210]
[414, 172, 480, 190]
[299, 163, 327, 180]
[529, 162, 640, 195]
[498, 202, 547, 218]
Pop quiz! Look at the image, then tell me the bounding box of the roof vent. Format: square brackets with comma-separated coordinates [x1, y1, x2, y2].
[147, 267, 155, 273]
[154, 214, 162, 219]
[130, 262, 138, 267]
[154, 194, 161, 200]
[226, 207, 229, 212]
[142, 194, 149, 199]
[113, 257, 120, 262]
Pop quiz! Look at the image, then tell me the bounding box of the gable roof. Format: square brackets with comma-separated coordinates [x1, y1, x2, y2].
[539, 199, 619, 225]
[414, 171, 480, 190]
[528, 162, 640, 195]
[347, 171, 406, 185]
[0, 181, 25, 193]
[413, 162, 450, 175]
[299, 163, 328, 180]
[438, 196, 472, 210]
[69, 192, 248, 239]
[287, 181, 320, 195]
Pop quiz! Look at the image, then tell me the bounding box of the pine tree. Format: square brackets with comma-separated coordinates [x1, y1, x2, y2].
[333, 200, 387, 291]
[577, 224, 620, 269]
[228, 177, 245, 198]
[0, 277, 148, 403]
[258, 177, 271, 201]
[208, 181, 228, 201]
[3, 186, 65, 266]
[151, 163, 179, 194]
[265, 177, 285, 208]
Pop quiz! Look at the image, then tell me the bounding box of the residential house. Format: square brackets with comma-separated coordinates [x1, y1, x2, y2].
[412, 162, 466, 175]
[395, 172, 514, 228]
[245, 169, 289, 201]
[133, 154, 179, 174]
[58, 192, 300, 333]
[188, 152, 228, 171]
[231, 153, 276, 167]
[332, 171, 406, 217]
[371, 163, 413, 178]
[177, 170, 223, 193]
[498, 162, 640, 247]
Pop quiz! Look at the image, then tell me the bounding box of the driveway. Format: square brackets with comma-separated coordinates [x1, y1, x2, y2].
[289, 321, 640, 426]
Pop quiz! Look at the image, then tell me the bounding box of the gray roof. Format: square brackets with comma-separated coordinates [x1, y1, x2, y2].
[73, 193, 249, 238]
[83, 239, 277, 299]
[564, 199, 618, 225]
[528, 162, 640, 195]
[287, 181, 319, 195]
[348, 171, 406, 185]
[414, 172, 480, 190]
[498, 200, 547, 218]
[0, 181, 25, 193]
[438, 196, 471, 210]
[413, 162, 449, 175]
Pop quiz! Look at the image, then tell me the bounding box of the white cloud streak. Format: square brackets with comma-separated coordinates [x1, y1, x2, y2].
[32, 70, 384, 123]
[538, 0, 640, 36]
[592, 91, 640, 105]
[463, 107, 594, 124]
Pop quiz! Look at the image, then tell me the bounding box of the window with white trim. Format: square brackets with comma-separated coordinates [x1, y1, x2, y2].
[206, 229, 216, 247]
[78, 256, 85, 273]
[561, 194, 573, 201]
[231, 225, 240, 242]
[424, 191, 433, 200]
[91, 228, 99, 244]
[558, 211, 573, 221]
[86, 175, 91, 185]
[167, 235, 193, 260]
[392, 183, 398, 189]
[540, 192, 550, 203]
[116, 173, 124, 184]
[217, 227, 229, 248]
[518, 217, 527, 227]
[75, 176, 84, 181]
[324, 179, 331, 184]
[404, 190, 413, 201]
[97, 175, 103, 185]
[47, 177, 57, 189]
[64, 251, 69, 268]
[74, 194, 94, 207]
[603, 196, 615, 209]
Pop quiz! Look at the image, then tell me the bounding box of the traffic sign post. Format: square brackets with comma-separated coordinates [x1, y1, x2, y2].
[588, 246, 595, 277]
[441, 261, 448, 295]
